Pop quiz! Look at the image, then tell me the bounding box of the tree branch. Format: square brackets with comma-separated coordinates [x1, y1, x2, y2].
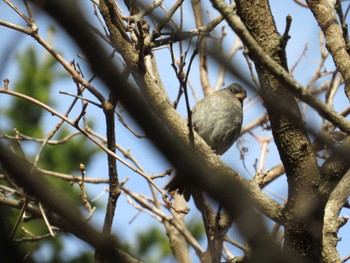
[306, 0, 350, 100]
[213, 0, 321, 260]
[210, 0, 350, 135]
[322, 170, 350, 262]
[31, 1, 289, 262]
[100, 99, 119, 235]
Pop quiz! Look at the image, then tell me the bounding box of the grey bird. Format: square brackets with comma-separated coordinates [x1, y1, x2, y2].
[165, 83, 246, 200]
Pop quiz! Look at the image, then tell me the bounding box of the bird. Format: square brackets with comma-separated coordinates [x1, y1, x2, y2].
[165, 83, 246, 200]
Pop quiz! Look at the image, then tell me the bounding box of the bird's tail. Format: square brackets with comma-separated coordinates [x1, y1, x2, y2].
[164, 176, 192, 201]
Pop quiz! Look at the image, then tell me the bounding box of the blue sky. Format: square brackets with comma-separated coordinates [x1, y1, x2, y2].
[1, 0, 350, 261]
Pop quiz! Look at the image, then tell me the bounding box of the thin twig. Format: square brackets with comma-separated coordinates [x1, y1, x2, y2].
[0, 88, 165, 195]
[11, 199, 28, 239]
[224, 236, 250, 253]
[39, 202, 55, 237]
[4, 0, 31, 24]
[122, 186, 204, 256]
[59, 91, 102, 108]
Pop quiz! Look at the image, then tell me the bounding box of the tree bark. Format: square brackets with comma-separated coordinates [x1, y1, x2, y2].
[233, 0, 322, 261]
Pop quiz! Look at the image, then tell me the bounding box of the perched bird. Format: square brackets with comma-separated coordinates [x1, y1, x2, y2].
[165, 83, 246, 200]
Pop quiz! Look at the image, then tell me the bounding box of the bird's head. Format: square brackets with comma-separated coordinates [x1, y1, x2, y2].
[225, 83, 247, 104]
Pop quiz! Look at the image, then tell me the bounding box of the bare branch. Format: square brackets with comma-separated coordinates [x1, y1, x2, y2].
[211, 0, 350, 135]
[323, 170, 350, 262]
[306, 0, 350, 99]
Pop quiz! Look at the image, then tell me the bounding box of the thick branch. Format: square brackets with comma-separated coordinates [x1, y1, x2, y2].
[34, 1, 289, 262]
[192, 190, 231, 263]
[213, 0, 321, 261]
[319, 136, 350, 197]
[0, 143, 130, 262]
[0, 195, 141, 263]
[322, 170, 350, 262]
[191, 0, 211, 96]
[209, 1, 350, 135]
[306, 0, 350, 100]
[164, 195, 193, 263]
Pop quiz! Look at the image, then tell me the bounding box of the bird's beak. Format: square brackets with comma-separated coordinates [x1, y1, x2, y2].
[235, 91, 247, 102]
